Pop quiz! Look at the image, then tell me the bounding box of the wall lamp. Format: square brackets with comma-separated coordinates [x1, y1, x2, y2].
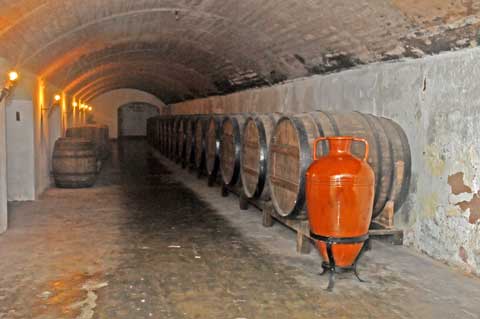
[42, 93, 62, 116]
[79, 104, 92, 112]
[0, 71, 19, 103]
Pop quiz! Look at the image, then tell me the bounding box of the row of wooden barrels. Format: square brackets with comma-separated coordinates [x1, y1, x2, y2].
[52, 125, 110, 188]
[147, 112, 411, 219]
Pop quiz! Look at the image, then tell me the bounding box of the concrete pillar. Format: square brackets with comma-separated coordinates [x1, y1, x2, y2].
[6, 100, 35, 200]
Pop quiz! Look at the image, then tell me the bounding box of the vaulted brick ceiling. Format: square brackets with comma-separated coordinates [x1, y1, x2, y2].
[0, 0, 478, 103]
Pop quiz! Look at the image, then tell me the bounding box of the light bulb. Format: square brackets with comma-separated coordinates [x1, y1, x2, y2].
[72, 101, 78, 107]
[8, 71, 18, 82]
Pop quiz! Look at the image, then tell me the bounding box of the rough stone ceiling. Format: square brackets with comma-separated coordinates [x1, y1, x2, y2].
[0, 0, 479, 103]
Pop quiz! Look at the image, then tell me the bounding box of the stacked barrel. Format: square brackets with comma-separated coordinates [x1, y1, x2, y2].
[147, 111, 411, 219]
[65, 125, 110, 160]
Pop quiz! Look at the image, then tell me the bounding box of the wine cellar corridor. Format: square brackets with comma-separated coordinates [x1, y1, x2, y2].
[2, 1, 480, 318]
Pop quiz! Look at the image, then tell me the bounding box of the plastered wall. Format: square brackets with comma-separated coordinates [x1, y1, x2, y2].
[171, 47, 480, 275]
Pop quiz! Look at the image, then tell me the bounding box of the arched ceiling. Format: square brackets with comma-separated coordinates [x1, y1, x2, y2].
[1, 0, 479, 103]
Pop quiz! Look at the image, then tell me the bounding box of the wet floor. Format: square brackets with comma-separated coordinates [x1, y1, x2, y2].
[1, 140, 480, 319]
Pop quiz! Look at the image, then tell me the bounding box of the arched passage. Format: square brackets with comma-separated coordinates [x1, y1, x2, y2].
[88, 88, 165, 139]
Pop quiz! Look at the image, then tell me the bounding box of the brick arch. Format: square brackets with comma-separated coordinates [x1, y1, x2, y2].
[1, 0, 479, 102]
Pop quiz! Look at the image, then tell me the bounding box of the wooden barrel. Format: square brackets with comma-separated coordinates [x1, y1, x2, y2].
[52, 138, 97, 188]
[184, 116, 197, 167]
[147, 117, 153, 145]
[194, 116, 209, 170]
[166, 116, 174, 159]
[159, 118, 165, 154]
[176, 116, 187, 163]
[205, 115, 223, 178]
[240, 113, 280, 200]
[220, 114, 247, 186]
[165, 117, 171, 156]
[157, 117, 163, 154]
[65, 127, 81, 138]
[160, 118, 167, 155]
[154, 118, 160, 150]
[171, 116, 182, 162]
[147, 118, 153, 145]
[66, 125, 110, 160]
[268, 111, 411, 219]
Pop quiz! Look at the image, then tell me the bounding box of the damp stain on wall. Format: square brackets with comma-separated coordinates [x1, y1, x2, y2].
[424, 145, 446, 176]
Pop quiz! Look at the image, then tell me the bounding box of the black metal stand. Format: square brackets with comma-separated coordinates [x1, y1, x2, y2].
[310, 233, 369, 291]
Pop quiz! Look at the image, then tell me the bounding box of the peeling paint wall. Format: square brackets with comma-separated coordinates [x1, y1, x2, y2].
[171, 47, 480, 275]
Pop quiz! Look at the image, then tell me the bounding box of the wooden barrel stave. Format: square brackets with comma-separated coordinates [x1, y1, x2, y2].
[171, 116, 182, 162]
[176, 117, 187, 163]
[220, 114, 247, 186]
[184, 117, 196, 167]
[268, 113, 318, 218]
[240, 113, 279, 200]
[378, 117, 412, 212]
[205, 115, 223, 178]
[194, 116, 209, 170]
[167, 117, 175, 159]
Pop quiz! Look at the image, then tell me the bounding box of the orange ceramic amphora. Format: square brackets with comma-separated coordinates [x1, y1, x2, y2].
[306, 136, 374, 271]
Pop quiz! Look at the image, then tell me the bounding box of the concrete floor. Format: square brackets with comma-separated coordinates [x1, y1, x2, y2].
[1, 140, 480, 319]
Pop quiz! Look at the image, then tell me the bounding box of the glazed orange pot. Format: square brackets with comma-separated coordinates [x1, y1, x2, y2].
[306, 136, 375, 268]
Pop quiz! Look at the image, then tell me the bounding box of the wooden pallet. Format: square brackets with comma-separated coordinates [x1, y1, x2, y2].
[262, 202, 313, 254]
[369, 201, 403, 245]
[261, 200, 404, 255]
[221, 183, 269, 212]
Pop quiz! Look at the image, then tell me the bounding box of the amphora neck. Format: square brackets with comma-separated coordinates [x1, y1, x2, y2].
[327, 137, 353, 155]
